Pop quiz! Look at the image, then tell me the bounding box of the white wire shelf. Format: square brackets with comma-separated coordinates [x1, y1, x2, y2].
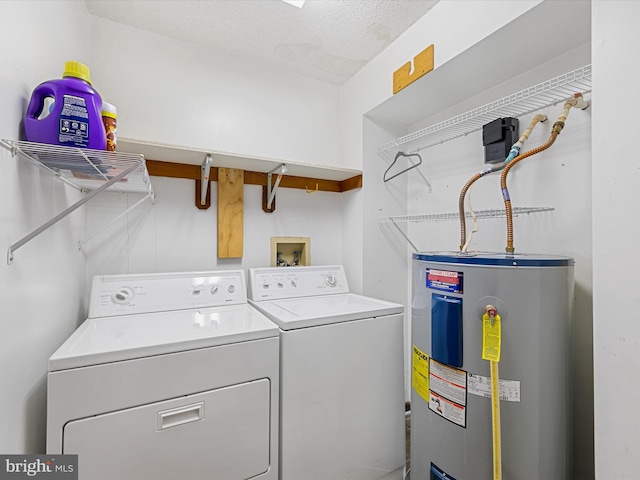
[379, 207, 554, 252]
[379, 207, 554, 224]
[378, 65, 591, 156]
[2, 139, 153, 196]
[1, 139, 155, 263]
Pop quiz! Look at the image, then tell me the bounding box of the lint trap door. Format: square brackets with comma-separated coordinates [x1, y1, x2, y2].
[62, 379, 271, 480]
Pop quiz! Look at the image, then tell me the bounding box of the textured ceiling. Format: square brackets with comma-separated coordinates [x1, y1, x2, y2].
[84, 0, 439, 86]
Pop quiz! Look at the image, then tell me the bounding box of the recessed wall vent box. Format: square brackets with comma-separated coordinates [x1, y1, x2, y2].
[270, 237, 310, 267]
[483, 117, 519, 164]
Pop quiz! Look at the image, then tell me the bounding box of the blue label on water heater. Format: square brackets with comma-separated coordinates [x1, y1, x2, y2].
[426, 268, 463, 294]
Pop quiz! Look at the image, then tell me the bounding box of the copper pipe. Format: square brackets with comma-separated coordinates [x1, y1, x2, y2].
[500, 93, 589, 253]
[501, 94, 587, 253]
[457, 114, 547, 252]
[500, 132, 559, 253]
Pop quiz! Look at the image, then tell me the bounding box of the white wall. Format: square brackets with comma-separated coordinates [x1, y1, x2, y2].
[83, 15, 346, 281]
[88, 16, 341, 169]
[340, 0, 542, 171]
[592, 2, 640, 478]
[0, 1, 90, 453]
[84, 178, 343, 275]
[340, 0, 541, 293]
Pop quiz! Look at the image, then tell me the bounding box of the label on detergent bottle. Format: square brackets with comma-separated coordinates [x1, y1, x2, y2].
[59, 95, 90, 147]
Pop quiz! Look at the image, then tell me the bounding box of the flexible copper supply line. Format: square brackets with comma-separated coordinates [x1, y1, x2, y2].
[500, 133, 559, 253]
[500, 94, 589, 253]
[458, 114, 547, 251]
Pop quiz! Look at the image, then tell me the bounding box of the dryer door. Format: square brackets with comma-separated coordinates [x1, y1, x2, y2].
[63, 378, 271, 480]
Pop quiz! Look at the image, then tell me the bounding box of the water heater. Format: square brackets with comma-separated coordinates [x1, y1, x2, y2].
[410, 252, 574, 480]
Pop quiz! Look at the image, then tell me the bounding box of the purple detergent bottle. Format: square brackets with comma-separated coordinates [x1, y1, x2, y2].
[24, 61, 107, 150]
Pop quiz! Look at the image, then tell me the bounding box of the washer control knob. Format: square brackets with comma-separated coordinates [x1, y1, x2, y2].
[228, 284, 236, 293]
[290, 280, 297, 288]
[210, 285, 219, 295]
[325, 274, 337, 287]
[277, 282, 284, 288]
[192, 288, 201, 295]
[112, 287, 134, 305]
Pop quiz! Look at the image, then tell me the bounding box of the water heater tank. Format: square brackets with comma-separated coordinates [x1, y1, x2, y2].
[410, 252, 574, 480]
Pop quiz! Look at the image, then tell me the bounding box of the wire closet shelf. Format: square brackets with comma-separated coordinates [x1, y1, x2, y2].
[1, 139, 155, 263]
[379, 206, 555, 225]
[1, 139, 153, 196]
[379, 207, 555, 253]
[377, 64, 592, 156]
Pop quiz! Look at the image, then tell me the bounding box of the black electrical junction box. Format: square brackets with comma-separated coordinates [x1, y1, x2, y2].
[482, 117, 519, 164]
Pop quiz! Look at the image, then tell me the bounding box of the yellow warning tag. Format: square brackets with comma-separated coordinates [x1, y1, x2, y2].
[412, 345, 430, 403]
[482, 313, 501, 362]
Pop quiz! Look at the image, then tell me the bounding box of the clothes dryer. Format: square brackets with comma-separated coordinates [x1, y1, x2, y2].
[47, 270, 279, 480]
[247, 265, 405, 480]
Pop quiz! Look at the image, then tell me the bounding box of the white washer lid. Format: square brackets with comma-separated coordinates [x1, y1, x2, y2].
[49, 304, 279, 371]
[249, 293, 403, 330]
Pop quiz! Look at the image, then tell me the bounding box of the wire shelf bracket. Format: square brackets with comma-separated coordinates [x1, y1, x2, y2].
[200, 154, 213, 206]
[1, 139, 155, 264]
[263, 163, 287, 212]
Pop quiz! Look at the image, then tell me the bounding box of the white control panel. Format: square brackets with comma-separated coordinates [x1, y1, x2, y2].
[88, 270, 247, 318]
[247, 266, 349, 301]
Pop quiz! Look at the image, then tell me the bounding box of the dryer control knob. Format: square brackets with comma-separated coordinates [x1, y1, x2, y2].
[210, 285, 219, 295]
[228, 285, 236, 293]
[325, 274, 337, 287]
[112, 287, 134, 305]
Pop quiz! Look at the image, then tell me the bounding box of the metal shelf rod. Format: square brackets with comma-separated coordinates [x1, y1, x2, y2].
[78, 192, 153, 249]
[7, 163, 139, 264]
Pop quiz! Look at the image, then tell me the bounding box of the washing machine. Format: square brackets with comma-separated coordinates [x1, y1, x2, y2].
[247, 265, 406, 480]
[47, 270, 280, 480]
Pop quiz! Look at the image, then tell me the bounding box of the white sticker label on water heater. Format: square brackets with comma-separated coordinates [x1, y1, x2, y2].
[467, 373, 521, 402]
[429, 359, 467, 427]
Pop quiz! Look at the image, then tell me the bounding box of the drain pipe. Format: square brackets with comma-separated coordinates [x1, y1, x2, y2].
[500, 94, 589, 253]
